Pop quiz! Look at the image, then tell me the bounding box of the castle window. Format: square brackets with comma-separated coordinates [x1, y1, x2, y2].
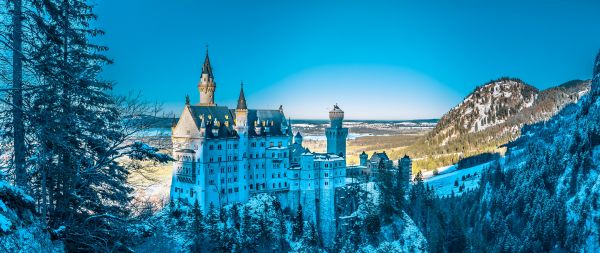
[250, 184, 253, 189]
[272, 183, 275, 188]
[271, 153, 275, 158]
[251, 142, 256, 147]
[228, 188, 232, 193]
[279, 182, 281, 188]
[209, 145, 214, 150]
[325, 173, 328, 177]
[234, 144, 238, 149]
[243, 152, 247, 158]
[285, 182, 287, 187]
[221, 188, 225, 194]
[210, 157, 214, 163]
[234, 177, 237, 182]
[270, 142, 274, 147]
[260, 142, 265, 147]
[234, 187, 239, 192]
[221, 178, 224, 183]
[209, 179, 214, 185]
[278, 173, 281, 178]
[272, 174, 275, 178]
[325, 181, 329, 185]
[278, 141, 282, 147]
[218, 156, 222, 162]
[218, 144, 222, 150]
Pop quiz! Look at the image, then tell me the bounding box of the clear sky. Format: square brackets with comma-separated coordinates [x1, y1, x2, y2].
[95, 0, 600, 120]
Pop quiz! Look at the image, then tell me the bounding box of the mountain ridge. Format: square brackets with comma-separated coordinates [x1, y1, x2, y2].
[406, 77, 591, 171]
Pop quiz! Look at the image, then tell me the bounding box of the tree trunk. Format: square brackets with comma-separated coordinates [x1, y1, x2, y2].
[12, 0, 26, 189]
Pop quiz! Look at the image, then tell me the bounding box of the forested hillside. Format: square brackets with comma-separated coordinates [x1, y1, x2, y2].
[405, 78, 590, 171]
[413, 51, 600, 252]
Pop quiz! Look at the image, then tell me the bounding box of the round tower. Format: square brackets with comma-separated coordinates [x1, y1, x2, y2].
[325, 104, 348, 157]
[329, 104, 344, 128]
[198, 47, 216, 106]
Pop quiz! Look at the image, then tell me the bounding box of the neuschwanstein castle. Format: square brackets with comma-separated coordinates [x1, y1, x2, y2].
[170, 51, 347, 245]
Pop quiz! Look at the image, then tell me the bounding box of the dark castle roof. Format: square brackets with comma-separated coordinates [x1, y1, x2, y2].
[184, 105, 289, 139]
[201, 51, 214, 78]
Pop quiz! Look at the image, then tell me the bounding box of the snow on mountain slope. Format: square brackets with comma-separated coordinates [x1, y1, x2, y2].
[431, 78, 590, 146]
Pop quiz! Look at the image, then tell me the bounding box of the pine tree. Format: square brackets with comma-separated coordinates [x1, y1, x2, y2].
[299, 221, 319, 253]
[206, 202, 221, 251]
[189, 200, 206, 253]
[240, 205, 258, 251]
[23, 1, 172, 250]
[6, 0, 27, 189]
[293, 204, 304, 240]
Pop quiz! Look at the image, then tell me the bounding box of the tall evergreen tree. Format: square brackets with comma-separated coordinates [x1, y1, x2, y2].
[189, 200, 206, 253]
[23, 0, 171, 250]
[293, 204, 304, 240]
[8, 0, 27, 189]
[205, 202, 221, 251]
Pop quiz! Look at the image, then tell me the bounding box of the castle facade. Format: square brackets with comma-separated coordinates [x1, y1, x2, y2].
[170, 51, 347, 246]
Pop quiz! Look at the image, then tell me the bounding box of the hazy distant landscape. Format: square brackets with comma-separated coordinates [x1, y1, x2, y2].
[146, 118, 437, 165]
[292, 119, 436, 164]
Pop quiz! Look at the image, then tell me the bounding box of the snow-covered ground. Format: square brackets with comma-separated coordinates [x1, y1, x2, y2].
[424, 161, 494, 197]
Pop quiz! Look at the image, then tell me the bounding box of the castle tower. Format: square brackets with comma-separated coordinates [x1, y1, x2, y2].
[326, 104, 348, 157]
[235, 82, 249, 202]
[294, 131, 303, 145]
[198, 48, 216, 106]
[399, 154, 413, 190]
[359, 151, 368, 166]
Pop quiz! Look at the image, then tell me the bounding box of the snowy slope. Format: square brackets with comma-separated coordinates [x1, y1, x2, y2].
[421, 77, 590, 148]
[0, 180, 64, 252]
[425, 162, 494, 197]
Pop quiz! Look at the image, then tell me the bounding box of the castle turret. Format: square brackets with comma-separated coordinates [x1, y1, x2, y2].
[326, 104, 348, 157]
[294, 131, 303, 145]
[234, 82, 250, 202]
[399, 154, 413, 190]
[198, 48, 216, 106]
[359, 151, 368, 166]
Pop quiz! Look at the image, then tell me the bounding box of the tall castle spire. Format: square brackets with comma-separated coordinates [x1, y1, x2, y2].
[198, 46, 216, 106]
[237, 82, 247, 110]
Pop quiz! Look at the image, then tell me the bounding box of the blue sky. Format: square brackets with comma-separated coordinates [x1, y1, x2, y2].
[96, 0, 600, 120]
